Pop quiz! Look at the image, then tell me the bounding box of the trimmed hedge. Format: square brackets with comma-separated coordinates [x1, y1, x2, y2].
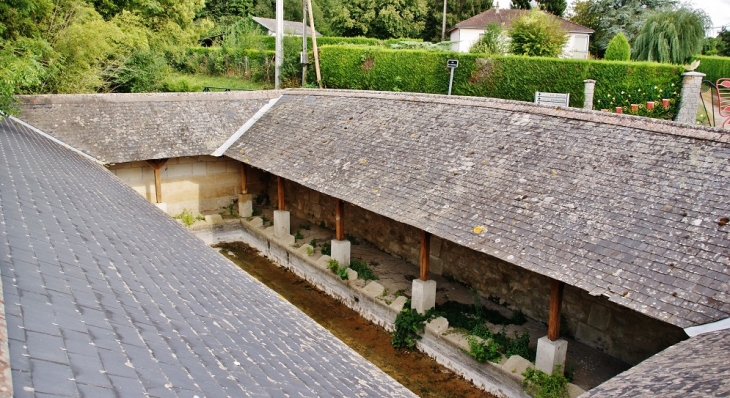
[255, 36, 416, 51]
[694, 55, 730, 84]
[319, 46, 683, 117]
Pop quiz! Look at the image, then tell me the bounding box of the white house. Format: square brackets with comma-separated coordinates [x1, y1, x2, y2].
[252, 16, 321, 37]
[449, 8, 593, 59]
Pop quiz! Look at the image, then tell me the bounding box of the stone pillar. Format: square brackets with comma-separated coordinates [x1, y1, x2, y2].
[583, 79, 596, 110]
[273, 210, 290, 239]
[536, 337, 568, 375]
[238, 193, 253, 218]
[331, 239, 351, 267]
[411, 279, 436, 315]
[676, 71, 706, 125]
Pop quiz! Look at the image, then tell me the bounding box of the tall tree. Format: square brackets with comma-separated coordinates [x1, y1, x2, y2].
[510, 0, 531, 9]
[569, 0, 678, 58]
[330, 0, 429, 38]
[538, 0, 565, 17]
[632, 7, 709, 64]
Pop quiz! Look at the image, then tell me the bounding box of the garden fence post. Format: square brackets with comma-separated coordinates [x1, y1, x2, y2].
[676, 72, 705, 125]
[583, 79, 596, 110]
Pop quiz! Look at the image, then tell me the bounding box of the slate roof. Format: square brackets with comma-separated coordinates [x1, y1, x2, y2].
[581, 328, 730, 397]
[0, 117, 416, 397]
[451, 8, 594, 33]
[226, 89, 730, 329]
[17, 91, 280, 164]
[252, 17, 321, 36]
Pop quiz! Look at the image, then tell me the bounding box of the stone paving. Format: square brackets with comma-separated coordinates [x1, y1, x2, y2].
[0, 118, 417, 397]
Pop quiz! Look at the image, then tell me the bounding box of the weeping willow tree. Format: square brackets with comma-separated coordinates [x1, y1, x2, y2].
[632, 7, 709, 64]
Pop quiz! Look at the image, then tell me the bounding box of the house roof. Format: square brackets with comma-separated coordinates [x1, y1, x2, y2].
[450, 8, 594, 34]
[252, 16, 321, 36]
[580, 329, 730, 397]
[0, 116, 417, 397]
[17, 91, 281, 164]
[225, 89, 730, 330]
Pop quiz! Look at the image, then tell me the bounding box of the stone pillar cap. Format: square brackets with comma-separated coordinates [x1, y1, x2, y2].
[583, 79, 597, 83]
[682, 71, 706, 77]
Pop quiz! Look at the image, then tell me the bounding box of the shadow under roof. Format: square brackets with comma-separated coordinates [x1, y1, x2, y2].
[0, 117, 415, 397]
[17, 91, 280, 164]
[226, 89, 730, 330]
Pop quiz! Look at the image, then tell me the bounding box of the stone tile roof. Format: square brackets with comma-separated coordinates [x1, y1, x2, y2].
[0, 117, 416, 397]
[252, 16, 321, 36]
[17, 91, 281, 164]
[225, 89, 730, 329]
[451, 8, 594, 33]
[581, 329, 730, 397]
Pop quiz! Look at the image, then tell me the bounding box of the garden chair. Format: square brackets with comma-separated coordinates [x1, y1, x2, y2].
[718, 78, 730, 128]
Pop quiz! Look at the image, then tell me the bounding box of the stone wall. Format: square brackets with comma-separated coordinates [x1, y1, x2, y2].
[109, 156, 268, 216]
[263, 175, 686, 365]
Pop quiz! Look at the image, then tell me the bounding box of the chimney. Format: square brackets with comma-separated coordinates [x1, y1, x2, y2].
[496, 1, 499, 13]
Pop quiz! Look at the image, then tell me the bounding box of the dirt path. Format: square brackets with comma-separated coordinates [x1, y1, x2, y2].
[215, 241, 496, 398]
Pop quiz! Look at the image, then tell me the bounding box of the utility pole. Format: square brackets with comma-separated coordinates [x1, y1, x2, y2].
[441, 0, 447, 42]
[302, 0, 308, 86]
[307, 0, 322, 88]
[275, 0, 284, 89]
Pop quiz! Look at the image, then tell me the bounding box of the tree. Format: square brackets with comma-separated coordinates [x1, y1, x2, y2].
[469, 22, 505, 54]
[508, 9, 567, 57]
[330, 0, 428, 38]
[632, 7, 708, 64]
[421, 0, 493, 42]
[717, 28, 730, 57]
[569, 0, 678, 58]
[510, 0, 531, 9]
[538, 0, 565, 17]
[604, 32, 630, 61]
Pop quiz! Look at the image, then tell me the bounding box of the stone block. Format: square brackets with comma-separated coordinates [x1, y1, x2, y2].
[535, 337, 567, 375]
[503, 355, 533, 376]
[315, 255, 332, 270]
[331, 239, 351, 267]
[276, 234, 295, 245]
[154, 202, 168, 213]
[273, 210, 290, 239]
[164, 163, 191, 178]
[238, 194, 253, 218]
[426, 317, 449, 335]
[115, 167, 143, 182]
[346, 268, 358, 281]
[567, 383, 585, 398]
[443, 332, 470, 351]
[263, 226, 274, 236]
[297, 244, 314, 256]
[192, 162, 207, 176]
[411, 279, 436, 314]
[204, 214, 223, 224]
[363, 282, 385, 298]
[206, 160, 228, 174]
[247, 217, 263, 228]
[587, 304, 611, 330]
[389, 296, 408, 312]
[430, 256, 443, 275]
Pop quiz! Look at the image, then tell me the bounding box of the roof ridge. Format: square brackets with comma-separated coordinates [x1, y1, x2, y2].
[212, 95, 282, 156]
[284, 89, 730, 144]
[18, 90, 283, 105]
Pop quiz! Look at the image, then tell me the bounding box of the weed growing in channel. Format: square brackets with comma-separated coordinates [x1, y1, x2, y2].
[327, 259, 349, 280]
[349, 258, 378, 281]
[321, 241, 331, 256]
[173, 209, 203, 227]
[295, 229, 304, 240]
[391, 303, 438, 349]
[522, 366, 569, 398]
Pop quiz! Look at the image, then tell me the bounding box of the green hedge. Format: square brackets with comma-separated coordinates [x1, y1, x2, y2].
[694, 55, 730, 84]
[319, 46, 683, 117]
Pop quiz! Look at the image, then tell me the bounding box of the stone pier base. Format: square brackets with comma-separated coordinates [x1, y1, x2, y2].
[411, 279, 437, 314]
[331, 239, 351, 267]
[154, 202, 168, 213]
[535, 336, 568, 375]
[238, 193, 253, 218]
[273, 210, 290, 239]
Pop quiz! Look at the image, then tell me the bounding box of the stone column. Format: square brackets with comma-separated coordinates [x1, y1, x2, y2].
[331, 198, 351, 266]
[675, 71, 706, 125]
[583, 79, 596, 110]
[411, 231, 436, 314]
[535, 280, 567, 375]
[238, 193, 253, 218]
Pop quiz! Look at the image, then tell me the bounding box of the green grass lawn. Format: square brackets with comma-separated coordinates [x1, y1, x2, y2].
[161, 73, 269, 92]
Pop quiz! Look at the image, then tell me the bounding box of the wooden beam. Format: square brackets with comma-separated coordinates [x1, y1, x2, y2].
[277, 176, 285, 211]
[240, 163, 248, 194]
[145, 159, 168, 204]
[419, 230, 431, 281]
[548, 280, 565, 341]
[335, 199, 345, 241]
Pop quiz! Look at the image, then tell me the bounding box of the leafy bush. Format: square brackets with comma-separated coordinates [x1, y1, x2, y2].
[604, 33, 630, 61]
[467, 335, 501, 363]
[349, 258, 378, 281]
[321, 241, 332, 256]
[109, 50, 168, 92]
[391, 304, 436, 349]
[470, 23, 506, 56]
[508, 10, 568, 58]
[522, 367, 569, 398]
[694, 55, 730, 84]
[319, 45, 683, 119]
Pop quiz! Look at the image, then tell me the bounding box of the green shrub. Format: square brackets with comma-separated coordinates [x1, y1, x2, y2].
[694, 55, 730, 84]
[522, 367, 569, 398]
[391, 304, 436, 349]
[467, 335, 502, 363]
[349, 258, 378, 281]
[508, 10, 568, 58]
[321, 241, 331, 256]
[604, 33, 630, 61]
[319, 46, 683, 119]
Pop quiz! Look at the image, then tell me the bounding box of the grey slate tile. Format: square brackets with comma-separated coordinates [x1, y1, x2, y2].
[29, 358, 76, 396]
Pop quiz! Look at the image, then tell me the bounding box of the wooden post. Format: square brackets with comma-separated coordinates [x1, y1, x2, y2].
[277, 176, 285, 211]
[335, 199, 345, 241]
[306, 0, 322, 88]
[240, 163, 248, 194]
[548, 280, 565, 341]
[145, 159, 168, 204]
[419, 231, 431, 281]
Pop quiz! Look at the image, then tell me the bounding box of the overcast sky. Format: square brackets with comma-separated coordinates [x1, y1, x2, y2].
[496, 0, 730, 31]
